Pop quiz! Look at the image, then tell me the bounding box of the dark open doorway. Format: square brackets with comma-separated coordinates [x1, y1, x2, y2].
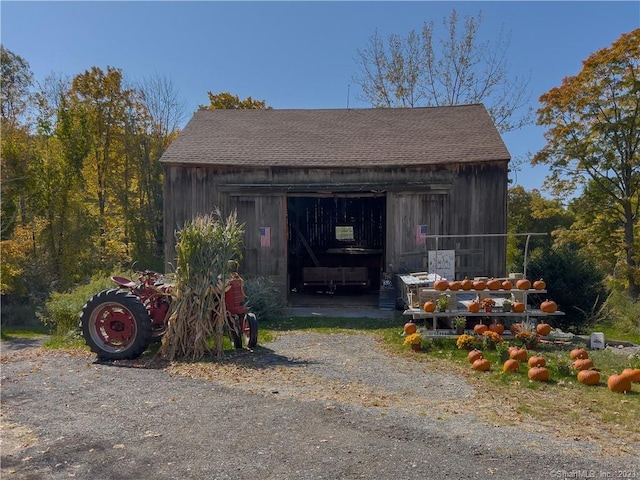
[287, 194, 386, 304]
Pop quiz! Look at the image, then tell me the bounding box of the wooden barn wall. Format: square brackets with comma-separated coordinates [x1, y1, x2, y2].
[164, 162, 508, 292]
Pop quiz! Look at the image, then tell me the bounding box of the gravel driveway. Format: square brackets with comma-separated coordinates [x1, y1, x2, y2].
[1, 332, 639, 480]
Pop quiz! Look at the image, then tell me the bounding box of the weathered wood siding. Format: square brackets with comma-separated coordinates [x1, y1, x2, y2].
[163, 161, 508, 296]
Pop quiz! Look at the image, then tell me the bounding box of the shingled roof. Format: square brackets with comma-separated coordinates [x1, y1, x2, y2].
[159, 104, 510, 168]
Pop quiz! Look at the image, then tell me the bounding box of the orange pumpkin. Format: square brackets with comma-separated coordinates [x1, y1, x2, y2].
[503, 359, 520, 373]
[540, 299, 558, 313]
[510, 348, 528, 362]
[403, 322, 418, 335]
[528, 366, 550, 382]
[434, 279, 449, 291]
[516, 278, 531, 290]
[570, 348, 589, 360]
[467, 301, 480, 313]
[511, 301, 526, 313]
[607, 373, 632, 393]
[474, 324, 488, 335]
[467, 349, 484, 364]
[461, 277, 473, 291]
[472, 358, 491, 371]
[448, 280, 461, 291]
[533, 278, 546, 290]
[488, 323, 505, 335]
[501, 280, 513, 290]
[486, 278, 501, 291]
[621, 368, 640, 383]
[572, 358, 595, 371]
[510, 323, 523, 334]
[423, 301, 436, 313]
[473, 280, 487, 291]
[527, 356, 547, 368]
[536, 323, 552, 336]
[577, 369, 601, 386]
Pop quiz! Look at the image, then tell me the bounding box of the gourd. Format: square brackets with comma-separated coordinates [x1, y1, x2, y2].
[509, 348, 528, 362]
[423, 301, 436, 313]
[528, 356, 547, 368]
[533, 278, 546, 290]
[461, 277, 473, 291]
[486, 278, 501, 291]
[488, 323, 505, 335]
[621, 368, 640, 383]
[474, 324, 488, 335]
[473, 279, 486, 291]
[540, 299, 558, 313]
[501, 280, 513, 290]
[528, 366, 550, 382]
[536, 323, 552, 336]
[448, 280, 461, 291]
[403, 322, 418, 335]
[511, 301, 526, 313]
[577, 369, 601, 386]
[607, 373, 632, 393]
[467, 301, 480, 313]
[467, 349, 484, 364]
[516, 278, 531, 290]
[434, 279, 449, 291]
[569, 348, 589, 360]
[503, 359, 520, 373]
[572, 358, 594, 371]
[472, 358, 491, 371]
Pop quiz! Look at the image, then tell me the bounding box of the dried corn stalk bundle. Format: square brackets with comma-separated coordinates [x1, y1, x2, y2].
[160, 210, 244, 361]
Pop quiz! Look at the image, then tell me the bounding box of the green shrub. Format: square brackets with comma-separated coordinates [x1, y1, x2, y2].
[37, 275, 116, 338]
[243, 275, 285, 322]
[0, 303, 38, 327]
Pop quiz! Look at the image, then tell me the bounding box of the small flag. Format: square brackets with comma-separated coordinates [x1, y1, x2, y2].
[259, 227, 271, 248]
[416, 225, 427, 245]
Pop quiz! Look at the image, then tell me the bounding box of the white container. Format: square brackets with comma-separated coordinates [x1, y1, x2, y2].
[590, 332, 605, 350]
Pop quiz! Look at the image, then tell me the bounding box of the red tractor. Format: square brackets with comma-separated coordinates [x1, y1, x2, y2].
[80, 270, 257, 360]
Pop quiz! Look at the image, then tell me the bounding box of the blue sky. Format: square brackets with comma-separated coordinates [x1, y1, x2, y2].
[2, 1, 638, 192]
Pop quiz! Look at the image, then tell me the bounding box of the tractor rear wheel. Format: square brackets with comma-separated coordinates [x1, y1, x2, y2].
[80, 289, 152, 360]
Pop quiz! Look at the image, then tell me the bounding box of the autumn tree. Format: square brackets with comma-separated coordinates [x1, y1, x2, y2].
[200, 91, 270, 110]
[353, 9, 531, 133]
[534, 29, 640, 300]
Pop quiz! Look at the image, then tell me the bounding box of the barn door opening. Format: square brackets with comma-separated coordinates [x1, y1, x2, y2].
[287, 194, 386, 304]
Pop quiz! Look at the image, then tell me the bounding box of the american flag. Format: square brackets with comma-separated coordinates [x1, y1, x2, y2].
[260, 227, 271, 248]
[415, 225, 427, 245]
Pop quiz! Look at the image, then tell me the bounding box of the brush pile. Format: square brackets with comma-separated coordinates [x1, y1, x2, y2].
[160, 210, 244, 361]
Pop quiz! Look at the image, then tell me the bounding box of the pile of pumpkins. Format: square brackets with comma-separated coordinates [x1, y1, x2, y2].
[570, 347, 640, 393]
[467, 347, 550, 381]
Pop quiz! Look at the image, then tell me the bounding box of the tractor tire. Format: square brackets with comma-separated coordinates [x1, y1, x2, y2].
[80, 289, 153, 360]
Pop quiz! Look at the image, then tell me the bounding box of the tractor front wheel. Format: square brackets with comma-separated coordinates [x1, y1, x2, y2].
[230, 313, 258, 349]
[80, 289, 152, 360]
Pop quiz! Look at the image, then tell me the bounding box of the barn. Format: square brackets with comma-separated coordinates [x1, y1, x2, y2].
[160, 104, 511, 307]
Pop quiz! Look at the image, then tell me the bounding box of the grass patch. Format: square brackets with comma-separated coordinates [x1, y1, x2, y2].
[1, 324, 50, 340]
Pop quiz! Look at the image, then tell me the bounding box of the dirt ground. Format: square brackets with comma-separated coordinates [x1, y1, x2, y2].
[1, 331, 639, 480]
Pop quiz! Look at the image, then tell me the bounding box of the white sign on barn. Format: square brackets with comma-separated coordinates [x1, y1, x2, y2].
[428, 250, 455, 280]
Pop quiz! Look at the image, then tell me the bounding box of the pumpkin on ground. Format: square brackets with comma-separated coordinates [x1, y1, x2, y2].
[501, 280, 513, 290]
[434, 279, 449, 291]
[474, 324, 488, 335]
[577, 369, 601, 386]
[533, 278, 546, 290]
[472, 358, 491, 371]
[570, 348, 589, 360]
[510, 348, 528, 362]
[467, 301, 480, 313]
[486, 278, 501, 291]
[528, 366, 550, 382]
[621, 368, 640, 383]
[516, 278, 531, 290]
[403, 322, 418, 335]
[488, 323, 505, 335]
[540, 299, 558, 313]
[572, 358, 595, 371]
[503, 359, 520, 373]
[461, 277, 473, 291]
[607, 373, 632, 393]
[528, 356, 547, 368]
[467, 349, 484, 364]
[536, 323, 552, 336]
[423, 301, 436, 313]
[511, 302, 526, 313]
